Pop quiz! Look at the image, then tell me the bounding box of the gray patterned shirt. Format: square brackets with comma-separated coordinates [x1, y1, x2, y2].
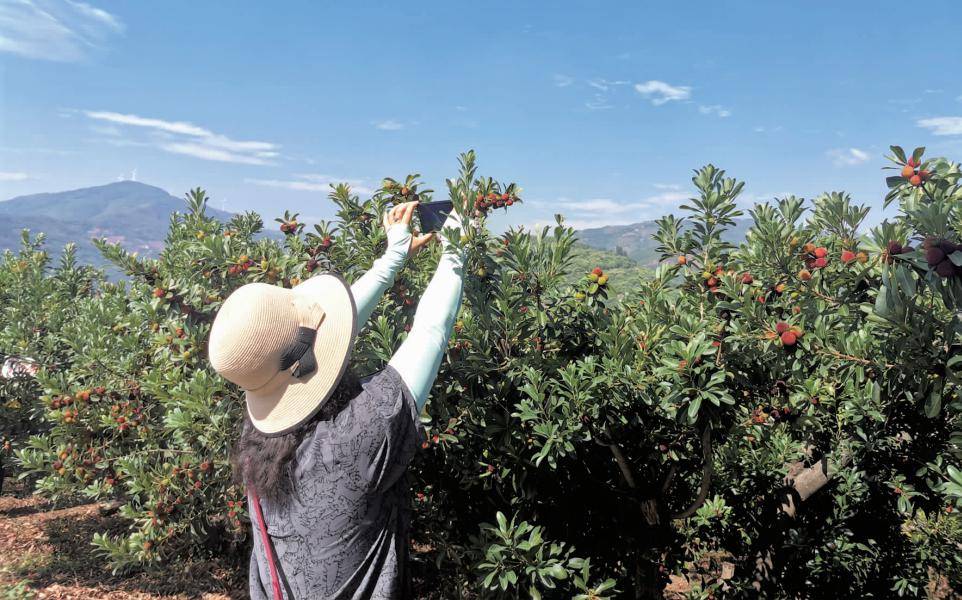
[248, 366, 425, 599]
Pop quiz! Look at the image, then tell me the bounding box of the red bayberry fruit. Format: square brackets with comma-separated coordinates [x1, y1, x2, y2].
[919, 169, 931, 181]
[591, 267, 604, 277]
[799, 269, 812, 281]
[803, 242, 816, 254]
[741, 273, 753, 284]
[781, 331, 797, 346]
[910, 175, 922, 187]
[814, 247, 827, 259]
[677, 255, 687, 265]
[926, 246, 946, 266]
[936, 260, 956, 278]
[901, 165, 916, 178]
[706, 277, 718, 287]
[153, 288, 165, 298]
[775, 322, 790, 334]
[841, 250, 856, 263]
[813, 257, 828, 268]
[907, 157, 920, 168]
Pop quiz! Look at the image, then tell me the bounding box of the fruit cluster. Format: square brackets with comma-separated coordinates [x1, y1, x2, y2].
[588, 266, 609, 286]
[574, 267, 610, 300]
[702, 265, 727, 294]
[279, 219, 299, 234]
[769, 321, 803, 346]
[924, 238, 962, 278]
[900, 157, 930, 187]
[110, 400, 145, 432]
[227, 255, 255, 276]
[802, 244, 829, 272]
[392, 280, 415, 307]
[750, 404, 797, 425]
[885, 240, 913, 264]
[473, 191, 519, 217]
[382, 178, 425, 204]
[840, 249, 868, 265]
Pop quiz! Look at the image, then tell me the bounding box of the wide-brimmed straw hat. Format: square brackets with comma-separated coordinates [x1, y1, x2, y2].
[208, 273, 357, 436]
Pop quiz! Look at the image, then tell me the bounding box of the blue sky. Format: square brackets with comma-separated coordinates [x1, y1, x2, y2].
[2, 1, 962, 231]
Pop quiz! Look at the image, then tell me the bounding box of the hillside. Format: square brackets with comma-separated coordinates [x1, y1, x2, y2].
[0, 181, 233, 267]
[577, 218, 752, 267]
[566, 242, 647, 295]
[0, 181, 743, 288]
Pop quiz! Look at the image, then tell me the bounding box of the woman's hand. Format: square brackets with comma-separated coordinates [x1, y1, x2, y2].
[384, 201, 436, 256]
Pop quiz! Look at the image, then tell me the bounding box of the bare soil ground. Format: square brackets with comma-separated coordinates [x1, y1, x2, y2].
[0, 486, 245, 599]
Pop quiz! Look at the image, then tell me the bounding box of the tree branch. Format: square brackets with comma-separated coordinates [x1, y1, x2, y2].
[670, 424, 713, 520]
[608, 441, 637, 489]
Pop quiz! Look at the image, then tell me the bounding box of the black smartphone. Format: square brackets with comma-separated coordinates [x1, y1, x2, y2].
[416, 200, 454, 233]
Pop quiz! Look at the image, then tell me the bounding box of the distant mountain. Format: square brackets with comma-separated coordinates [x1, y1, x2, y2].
[576, 218, 753, 267]
[0, 181, 233, 268]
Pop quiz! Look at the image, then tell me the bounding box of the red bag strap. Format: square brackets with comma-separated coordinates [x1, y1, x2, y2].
[249, 485, 285, 600]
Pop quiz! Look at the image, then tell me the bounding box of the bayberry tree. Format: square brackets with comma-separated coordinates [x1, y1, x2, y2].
[5, 148, 961, 599]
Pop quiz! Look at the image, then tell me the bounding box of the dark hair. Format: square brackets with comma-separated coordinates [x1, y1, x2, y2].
[230, 369, 361, 502]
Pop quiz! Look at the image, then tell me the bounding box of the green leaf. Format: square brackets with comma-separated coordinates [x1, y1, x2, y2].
[496, 511, 508, 533]
[924, 389, 942, 418]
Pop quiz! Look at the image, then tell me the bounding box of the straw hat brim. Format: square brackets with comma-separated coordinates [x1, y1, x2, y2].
[245, 273, 357, 436]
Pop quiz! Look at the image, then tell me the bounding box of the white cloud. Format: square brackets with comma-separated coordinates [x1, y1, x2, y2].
[373, 119, 404, 131]
[0, 0, 123, 62]
[827, 147, 871, 167]
[82, 110, 280, 165]
[585, 94, 613, 111]
[653, 183, 681, 190]
[85, 111, 211, 137]
[698, 104, 731, 118]
[0, 171, 29, 181]
[917, 116, 962, 136]
[162, 143, 272, 166]
[634, 80, 691, 105]
[247, 174, 375, 196]
[537, 191, 689, 222]
[553, 74, 574, 87]
[587, 78, 630, 92]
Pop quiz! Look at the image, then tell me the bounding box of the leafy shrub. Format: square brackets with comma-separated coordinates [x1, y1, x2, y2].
[4, 148, 961, 598]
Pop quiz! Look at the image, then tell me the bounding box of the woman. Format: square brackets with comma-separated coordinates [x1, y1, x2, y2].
[208, 201, 465, 599]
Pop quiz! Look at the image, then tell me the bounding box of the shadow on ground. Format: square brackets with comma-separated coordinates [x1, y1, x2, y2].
[0, 488, 246, 599]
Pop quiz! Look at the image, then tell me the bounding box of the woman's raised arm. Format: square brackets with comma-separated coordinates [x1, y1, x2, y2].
[388, 212, 466, 410]
[350, 202, 434, 328]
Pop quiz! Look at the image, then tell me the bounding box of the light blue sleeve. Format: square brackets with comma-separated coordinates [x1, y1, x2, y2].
[388, 215, 466, 410]
[350, 223, 410, 328]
